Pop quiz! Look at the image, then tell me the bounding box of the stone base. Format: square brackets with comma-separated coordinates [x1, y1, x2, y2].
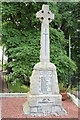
[23, 62, 67, 116]
[30, 62, 59, 95]
[23, 93, 67, 116]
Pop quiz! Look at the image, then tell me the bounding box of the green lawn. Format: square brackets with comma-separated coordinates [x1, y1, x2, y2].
[7, 82, 30, 93]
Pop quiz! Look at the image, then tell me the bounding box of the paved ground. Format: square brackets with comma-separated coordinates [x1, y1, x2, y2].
[0, 99, 1, 120]
[1, 97, 80, 119]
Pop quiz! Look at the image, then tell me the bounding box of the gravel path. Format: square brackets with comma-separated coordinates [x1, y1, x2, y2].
[1, 97, 80, 119]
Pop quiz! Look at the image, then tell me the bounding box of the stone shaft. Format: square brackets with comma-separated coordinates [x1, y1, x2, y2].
[36, 4, 54, 62]
[40, 23, 49, 62]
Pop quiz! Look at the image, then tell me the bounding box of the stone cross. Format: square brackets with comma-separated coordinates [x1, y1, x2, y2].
[36, 5, 54, 62]
[23, 5, 67, 116]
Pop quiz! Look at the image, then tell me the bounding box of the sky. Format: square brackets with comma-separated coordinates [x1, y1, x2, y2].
[0, 46, 7, 62]
[0, 46, 2, 61]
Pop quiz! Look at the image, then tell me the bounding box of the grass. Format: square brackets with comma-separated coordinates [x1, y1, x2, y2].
[4, 74, 30, 93]
[8, 82, 30, 93]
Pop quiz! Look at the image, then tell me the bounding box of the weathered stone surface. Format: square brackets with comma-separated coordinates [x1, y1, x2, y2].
[30, 62, 59, 95]
[36, 5, 54, 63]
[23, 93, 67, 116]
[23, 4, 67, 116]
[27, 94, 62, 106]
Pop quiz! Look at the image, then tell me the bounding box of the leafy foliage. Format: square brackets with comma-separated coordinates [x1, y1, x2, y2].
[2, 2, 77, 91]
[57, 2, 80, 81]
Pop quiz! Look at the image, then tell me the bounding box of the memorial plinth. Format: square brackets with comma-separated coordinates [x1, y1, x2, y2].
[23, 5, 67, 116]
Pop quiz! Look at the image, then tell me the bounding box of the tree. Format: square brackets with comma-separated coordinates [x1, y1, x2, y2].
[57, 2, 80, 85]
[2, 2, 77, 91]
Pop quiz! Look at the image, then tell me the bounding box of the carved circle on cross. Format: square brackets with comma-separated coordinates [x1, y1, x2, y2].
[36, 9, 54, 24]
[40, 10, 52, 23]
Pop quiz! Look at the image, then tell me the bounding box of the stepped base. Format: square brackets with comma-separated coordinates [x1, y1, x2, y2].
[23, 93, 67, 116]
[23, 62, 67, 116]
